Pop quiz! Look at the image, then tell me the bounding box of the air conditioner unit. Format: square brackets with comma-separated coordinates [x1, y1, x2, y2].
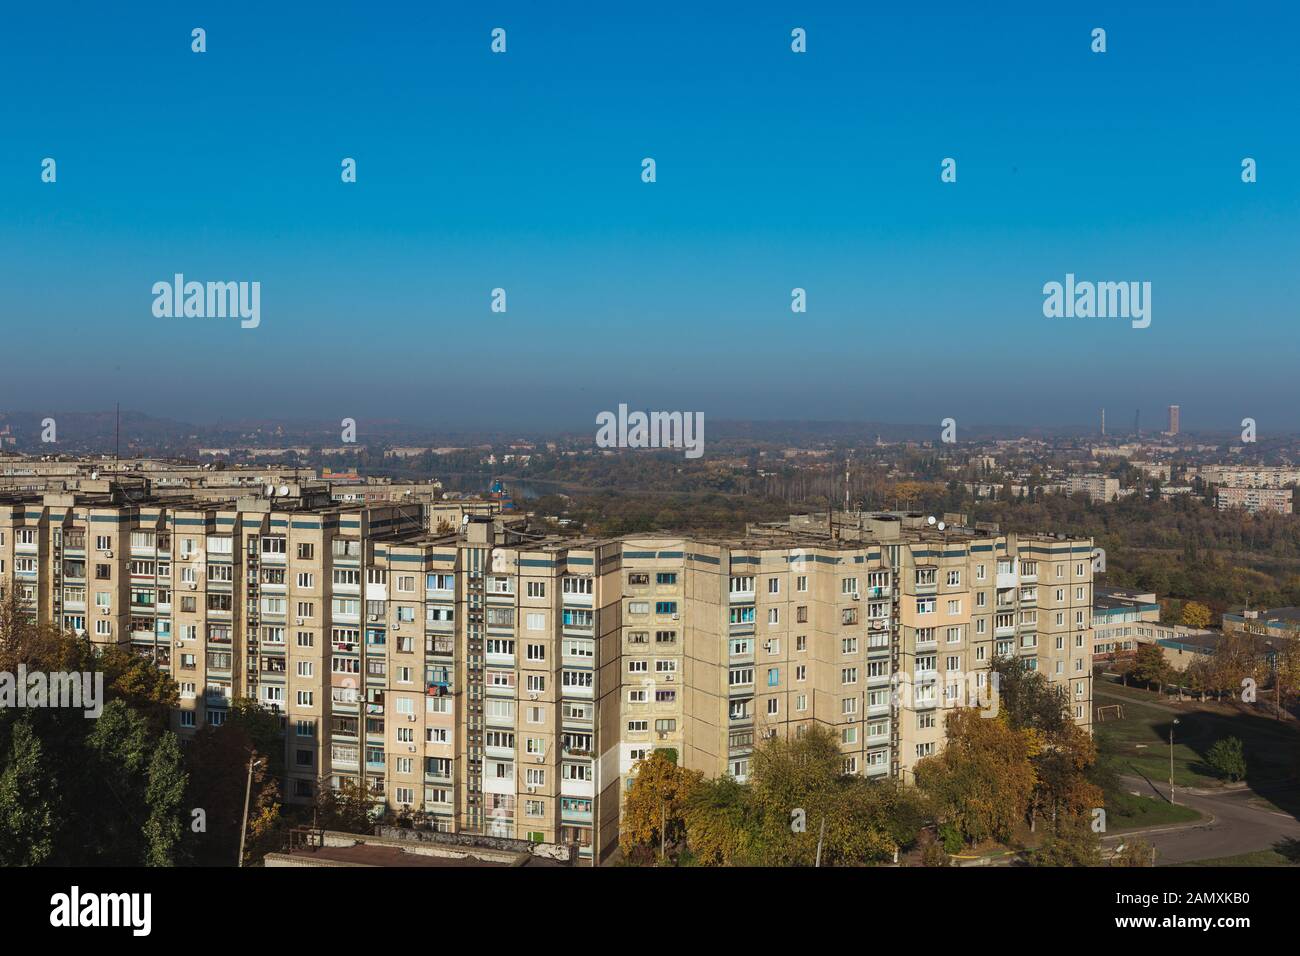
[671, 613, 679, 621]
[296, 617, 305, 626]
[852, 592, 861, 601]
[188, 582, 197, 590]
[100, 607, 110, 615]
[526, 785, 537, 794]
[534, 754, 544, 763]
[407, 714, 416, 722]
[408, 745, 417, 753]
[665, 674, 675, 682]
[104, 550, 113, 558]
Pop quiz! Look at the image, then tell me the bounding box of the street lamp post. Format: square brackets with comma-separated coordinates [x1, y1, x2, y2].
[238, 755, 266, 867]
[1168, 718, 1180, 805]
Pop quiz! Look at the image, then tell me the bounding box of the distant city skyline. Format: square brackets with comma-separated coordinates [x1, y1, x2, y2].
[0, 404, 1286, 443]
[3, 2, 1297, 425]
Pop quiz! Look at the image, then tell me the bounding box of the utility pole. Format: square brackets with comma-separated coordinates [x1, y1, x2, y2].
[814, 816, 826, 867]
[238, 755, 264, 866]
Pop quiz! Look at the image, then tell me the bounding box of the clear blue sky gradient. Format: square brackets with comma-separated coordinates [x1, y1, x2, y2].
[1, 1, 1296, 430]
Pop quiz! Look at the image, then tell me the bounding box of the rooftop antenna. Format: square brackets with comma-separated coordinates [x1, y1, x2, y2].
[844, 451, 853, 514]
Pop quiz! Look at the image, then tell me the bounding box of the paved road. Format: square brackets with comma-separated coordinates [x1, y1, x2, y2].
[1107, 775, 1300, 865]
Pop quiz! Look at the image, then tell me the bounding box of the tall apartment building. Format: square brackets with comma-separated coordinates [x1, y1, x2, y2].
[1199, 466, 1300, 489]
[1215, 486, 1294, 515]
[1065, 474, 1120, 503]
[1167, 405, 1180, 436]
[0, 482, 1094, 862]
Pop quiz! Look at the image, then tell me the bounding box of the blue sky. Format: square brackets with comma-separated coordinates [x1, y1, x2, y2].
[1, 1, 1296, 431]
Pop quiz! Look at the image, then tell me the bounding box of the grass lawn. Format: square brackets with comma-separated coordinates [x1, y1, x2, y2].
[1106, 787, 1201, 829]
[1094, 679, 1300, 796]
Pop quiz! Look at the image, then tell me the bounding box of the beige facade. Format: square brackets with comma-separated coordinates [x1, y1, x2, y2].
[0, 484, 1093, 863]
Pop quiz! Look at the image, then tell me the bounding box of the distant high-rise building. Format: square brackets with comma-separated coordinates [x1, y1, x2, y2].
[1167, 405, 1180, 436]
[1100, 408, 1105, 437]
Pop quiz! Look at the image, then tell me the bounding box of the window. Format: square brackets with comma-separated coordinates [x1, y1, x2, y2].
[628, 573, 649, 586]
[656, 572, 677, 585]
[767, 578, 779, 594]
[527, 581, 546, 598]
[796, 575, 808, 592]
[946, 570, 961, 587]
[729, 576, 754, 594]
[562, 577, 592, 595]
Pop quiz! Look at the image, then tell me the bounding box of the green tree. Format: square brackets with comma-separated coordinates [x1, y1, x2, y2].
[1205, 736, 1247, 782]
[144, 732, 189, 865]
[1181, 601, 1212, 629]
[0, 717, 58, 865]
[1029, 812, 1102, 866]
[683, 776, 753, 865]
[1131, 644, 1170, 692]
[315, 776, 376, 834]
[619, 751, 703, 859]
[914, 710, 1037, 847]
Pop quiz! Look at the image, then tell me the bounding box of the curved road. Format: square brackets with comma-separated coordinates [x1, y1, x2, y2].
[1107, 775, 1300, 865]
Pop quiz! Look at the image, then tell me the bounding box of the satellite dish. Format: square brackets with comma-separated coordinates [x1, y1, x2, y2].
[278, 485, 290, 497]
[264, 484, 275, 496]
[927, 515, 937, 526]
[937, 521, 946, 531]
[90, 470, 99, 480]
[461, 514, 470, 526]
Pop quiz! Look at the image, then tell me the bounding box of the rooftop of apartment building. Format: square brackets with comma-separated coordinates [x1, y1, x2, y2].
[1224, 606, 1300, 630]
[1094, 587, 1159, 609]
[2, 483, 1095, 562]
[264, 829, 570, 868]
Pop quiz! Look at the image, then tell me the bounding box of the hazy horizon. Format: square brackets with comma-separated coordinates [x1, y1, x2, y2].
[4, 1, 1298, 427]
